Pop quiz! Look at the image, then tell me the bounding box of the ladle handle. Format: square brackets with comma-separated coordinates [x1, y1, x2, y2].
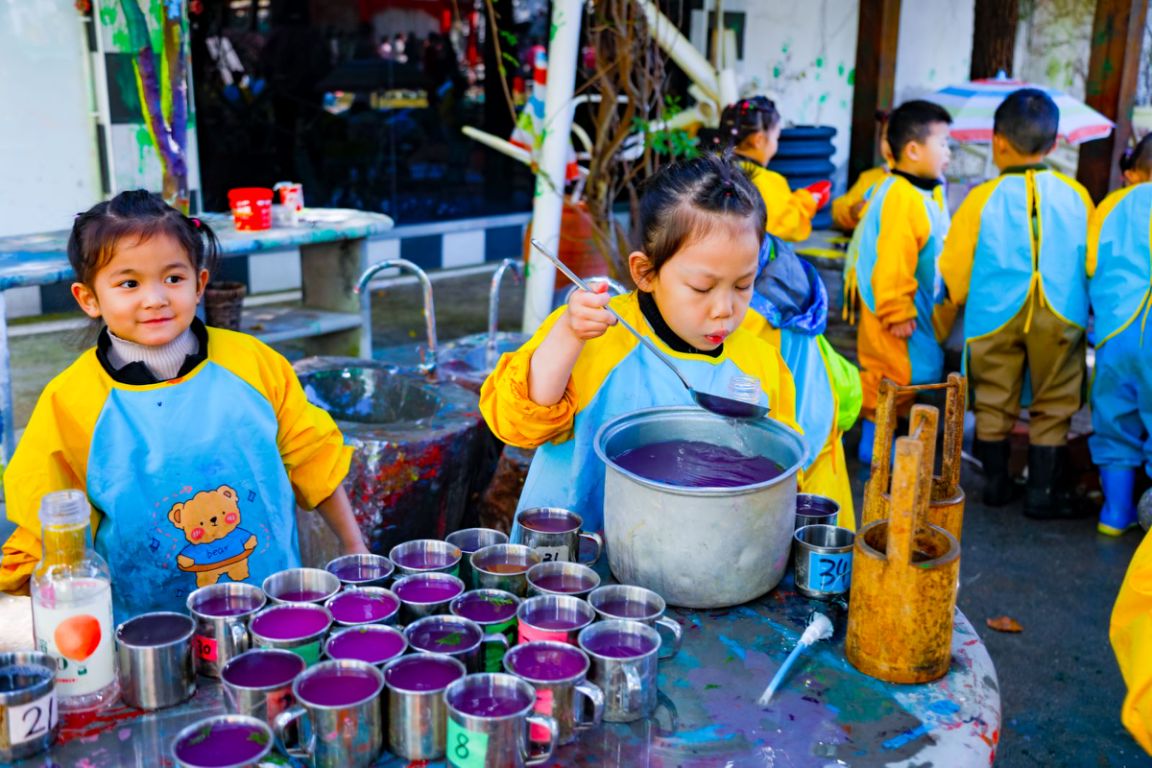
[529, 239, 693, 391]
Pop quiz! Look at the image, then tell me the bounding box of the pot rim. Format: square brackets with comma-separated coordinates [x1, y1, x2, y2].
[593, 406, 806, 497]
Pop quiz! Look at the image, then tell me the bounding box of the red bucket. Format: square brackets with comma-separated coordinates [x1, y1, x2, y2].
[228, 187, 273, 231]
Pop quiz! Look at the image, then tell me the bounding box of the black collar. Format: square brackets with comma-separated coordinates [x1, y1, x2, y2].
[95, 318, 209, 384]
[892, 169, 942, 191]
[1000, 163, 1049, 175]
[637, 291, 722, 358]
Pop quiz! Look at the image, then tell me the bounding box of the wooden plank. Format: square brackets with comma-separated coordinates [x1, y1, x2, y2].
[1076, 0, 1149, 201]
[848, 0, 902, 186]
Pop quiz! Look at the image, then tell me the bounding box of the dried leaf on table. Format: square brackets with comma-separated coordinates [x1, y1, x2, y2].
[985, 616, 1023, 633]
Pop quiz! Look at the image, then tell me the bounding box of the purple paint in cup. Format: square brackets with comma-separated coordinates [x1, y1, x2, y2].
[222, 649, 304, 689]
[193, 594, 263, 617]
[383, 654, 465, 692]
[580, 628, 658, 659]
[450, 591, 520, 624]
[172, 715, 272, 768]
[504, 643, 588, 681]
[296, 665, 382, 707]
[325, 588, 399, 626]
[449, 683, 533, 717]
[250, 605, 329, 640]
[393, 576, 464, 604]
[325, 626, 406, 666]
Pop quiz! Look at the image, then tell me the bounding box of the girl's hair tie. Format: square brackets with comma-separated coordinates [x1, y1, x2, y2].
[191, 217, 202, 229]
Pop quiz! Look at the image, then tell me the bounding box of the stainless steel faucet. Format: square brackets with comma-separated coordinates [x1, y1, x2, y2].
[485, 259, 524, 369]
[355, 259, 438, 376]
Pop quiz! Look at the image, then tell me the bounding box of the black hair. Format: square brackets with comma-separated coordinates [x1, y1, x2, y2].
[886, 100, 953, 161]
[636, 153, 766, 278]
[713, 96, 781, 151]
[1120, 133, 1152, 175]
[993, 88, 1059, 155]
[68, 190, 220, 287]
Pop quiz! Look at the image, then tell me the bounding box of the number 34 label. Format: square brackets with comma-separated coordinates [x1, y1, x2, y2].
[7, 691, 57, 746]
[808, 551, 852, 592]
[446, 718, 490, 768]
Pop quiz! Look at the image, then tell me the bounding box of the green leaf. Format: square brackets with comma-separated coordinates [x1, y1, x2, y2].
[248, 730, 270, 746]
[436, 632, 464, 647]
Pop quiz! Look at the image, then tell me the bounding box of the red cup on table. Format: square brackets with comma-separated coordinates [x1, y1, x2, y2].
[228, 187, 273, 231]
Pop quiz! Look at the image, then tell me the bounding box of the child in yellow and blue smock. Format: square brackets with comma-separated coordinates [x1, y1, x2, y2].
[1087, 134, 1152, 535]
[832, 111, 893, 233]
[852, 100, 954, 464]
[938, 89, 1093, 519]
[0, 191, 368, 621]
[480, 154, 800, 535]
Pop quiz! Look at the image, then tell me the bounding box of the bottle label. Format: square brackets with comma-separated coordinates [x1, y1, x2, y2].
[33, 579, 116, 698]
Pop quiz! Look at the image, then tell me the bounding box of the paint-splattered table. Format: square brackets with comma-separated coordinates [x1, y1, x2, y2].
[0, 209, 393, 460]
[9, 576, 999, 767]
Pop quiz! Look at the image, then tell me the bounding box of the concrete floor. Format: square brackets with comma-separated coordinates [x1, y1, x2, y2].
[4, 267, 1151, 765]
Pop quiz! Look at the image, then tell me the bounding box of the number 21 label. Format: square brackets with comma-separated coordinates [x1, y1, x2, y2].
[7, 692, 57, 746]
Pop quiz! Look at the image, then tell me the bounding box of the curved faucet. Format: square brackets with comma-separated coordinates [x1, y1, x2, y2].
[485, 259, 524, 368]
[355, 259, 438, 376]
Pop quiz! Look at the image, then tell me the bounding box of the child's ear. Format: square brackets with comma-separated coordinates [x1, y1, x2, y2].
[196, 268, 209, 300]
[628, 251, 656, 291]
[71, 282, 101, 319]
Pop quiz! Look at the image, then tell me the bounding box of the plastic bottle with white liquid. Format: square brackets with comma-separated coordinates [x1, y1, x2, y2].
[30, 490, 119, 711]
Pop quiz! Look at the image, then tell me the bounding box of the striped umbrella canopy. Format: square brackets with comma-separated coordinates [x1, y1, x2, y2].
[933, 76, 1114, 145]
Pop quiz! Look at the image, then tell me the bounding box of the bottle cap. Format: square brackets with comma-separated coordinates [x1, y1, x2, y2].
[39, 490, 90, 528]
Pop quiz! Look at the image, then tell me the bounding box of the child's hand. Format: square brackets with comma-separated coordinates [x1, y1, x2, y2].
[805, 180, 832, 210]
[850, 199, 867, 221]
[886, 319, 917, 339]
[564, 283, 617, 341]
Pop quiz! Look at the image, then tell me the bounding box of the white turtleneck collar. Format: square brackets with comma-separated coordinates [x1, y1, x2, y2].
[106, 327, 198, 381]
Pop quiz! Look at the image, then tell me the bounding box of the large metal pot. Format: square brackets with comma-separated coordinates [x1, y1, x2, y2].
[594, 407, 806, 609]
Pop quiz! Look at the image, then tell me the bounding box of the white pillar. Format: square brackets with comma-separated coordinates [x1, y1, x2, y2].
[521, 0, 584, 332]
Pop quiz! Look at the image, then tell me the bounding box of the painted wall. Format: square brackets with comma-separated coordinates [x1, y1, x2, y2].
[892, 0, 974, 104]
[0, 1, 102, 238]
[1013, 0, 1094, 100]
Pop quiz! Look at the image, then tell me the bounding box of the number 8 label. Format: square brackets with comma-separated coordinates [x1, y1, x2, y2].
[446, 718, 489, 768]
[808, 551, 852, 593]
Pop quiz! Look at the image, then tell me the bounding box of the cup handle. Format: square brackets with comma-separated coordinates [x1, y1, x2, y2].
[655, 616, 682, 660]
[653, 690, 680, 734]
[577, 532, 603, 564]
[273, 704, 310, 760]
[572, 680, 604, 730]
[523, 714, 558, 765]
[482, 632, 510, 651]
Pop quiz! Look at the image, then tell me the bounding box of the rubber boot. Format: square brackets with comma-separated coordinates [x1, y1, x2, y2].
[857, 418, 875, 465]
[1098, 466, 1138, 536]
[1023, 445, 1088, 520]
[973, 438, 1015, 507]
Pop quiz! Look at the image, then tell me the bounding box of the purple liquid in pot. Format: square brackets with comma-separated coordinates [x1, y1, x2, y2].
[595, 599, 653, 620]
[222, 651, 304, 688]
[531, 573, 594, 593]
[518, 513, 578, 534]
[329, 562, 389, 582]
[524, 611, 585, 631]
[251, 606, 330, 640]
[194, 594, 261, 617]
[450, 688, 531, 717]
[173, 720, 269, 767]
[394, 579, 463, 604]
[583, 630, 657, 658]
[393, 550, 457, 569]
[452, 593, 518, 624]
[274, 589, 330, 603]
[329, 592, 398, 624]
[408, 622, 482, 653]
[612, 439, 784, 487]
[327, 629, 405, 665]
[385, 656, 463, 691]
[507, 645, 586, 681]
[297, 668, 380, 707]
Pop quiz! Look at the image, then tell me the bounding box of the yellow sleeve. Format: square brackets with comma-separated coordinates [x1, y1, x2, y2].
[479, 306, 579, 449]
[871, 182, 930, 325]
[752, 168, 817, 242]
[938, 181, 997, 308]
[1088, 187, 1129, 280]
[832, 167, 886, 231]
[0, 364, 100, 595]
[1112, 530, 1152, 755]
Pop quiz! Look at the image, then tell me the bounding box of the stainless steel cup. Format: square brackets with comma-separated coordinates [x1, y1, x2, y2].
[446, 528, 509, 588]
[324, 586, 401, 627]
[588, 584, 683, 660]
[392, 572, 466, 624]
[248, 603, 333, 666]
[324, 625, 408, 668]
[449, 589, 521, 673]
[382, 653, 467, 761]
[171, 714, 274, 768]
[262, 567, 340, 605]
[793, 524, 855, 599]
[274, 659, 385, 768]
[503, 641, 604, 745]
[471, 544, 542, 597]
[795, 493, 841, 530]
[526, 561, 601, 599]
[516, 595, 596, 646]
[325, 553, 395, 588]
[578, 619, 662, 723]
[389, 539, 463, 577]
[115, 612, 196, 710]
[220, 648, 305, 727]
[443, 673, 558, 767]
[513, 507, 604, 564]
[187, 582, 266, 678]
[405, 614, 508, 674]
[0, 651, 58, 762]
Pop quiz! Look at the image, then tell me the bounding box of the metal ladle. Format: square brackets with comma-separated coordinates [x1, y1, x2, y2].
[530, 239, 768, 420]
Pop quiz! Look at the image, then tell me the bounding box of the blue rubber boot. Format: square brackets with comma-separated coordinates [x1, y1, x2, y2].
[857, 418, 876, 466]
[1098, 466, 1138, 536]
